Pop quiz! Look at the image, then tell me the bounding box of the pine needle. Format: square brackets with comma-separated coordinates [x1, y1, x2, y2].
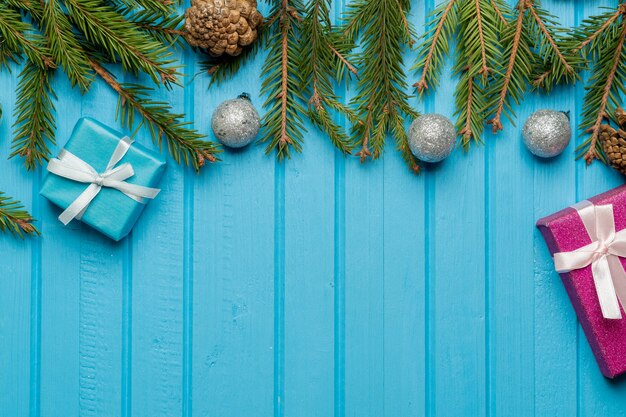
[0, 192, 39, 238]
[345, 0, 420, 173]
[568, 4, 626, 164]
[90, 60, 221, 171]
[1, 0, 218, 171]
[260, 0, 307, 159]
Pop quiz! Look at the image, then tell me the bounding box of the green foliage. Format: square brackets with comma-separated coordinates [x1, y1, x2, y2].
[115, 5, 187, 48]
[486, 2, 535, 132]
[414, 0, 580, 143]
[11, 61, 57, 169]
[414, 0, 460, 94]
[526, 3, 582, 91]
[299, 0, 357, 154]
[64, 0, 178, 86]
[115, 79, 222, 169]
[414, 0, 508, 145]
[0, 192, 39, 238]
[0, 0, 219, 171]
[487, 0, 582, 132]
[260, 0, 307, 159]
[43, 0, 93, 92]
[257, 0, 354, 159]
[345, 0, 420, 172]
[566, 5, 626, 164]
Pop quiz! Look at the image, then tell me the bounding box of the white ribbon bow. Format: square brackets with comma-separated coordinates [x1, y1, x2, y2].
[47, 136, 161, 226]
[554, 201, 626, 319]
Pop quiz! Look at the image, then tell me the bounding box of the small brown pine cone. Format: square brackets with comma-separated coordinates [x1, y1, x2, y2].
[600, 121, 626, 175]
[185, 0, 264, 57]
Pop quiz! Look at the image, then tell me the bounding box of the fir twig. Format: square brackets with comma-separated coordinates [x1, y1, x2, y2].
[260, 0, 307, 159]
[487, 0, 531, 132]
[487, 0, 581, 132]
[2, 0, 206, 171]
[90, 60, 221, 171]
[570, 4, 626, 164]
[413, 0, 459, 93]
[415, 0, 507, 147]
[43, 0, 93, 92]
[0, 5, 55, 69]
[0, 192, 39, 238]
[65, 0, 179, 85]
[346, 0, 420, 172]
[11, 60, 57, 170]
[115, 5, 187, 48]
[300, 0, 356, 154]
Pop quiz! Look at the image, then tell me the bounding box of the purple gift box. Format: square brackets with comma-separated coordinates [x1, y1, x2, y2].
[537, 185, 626, 378]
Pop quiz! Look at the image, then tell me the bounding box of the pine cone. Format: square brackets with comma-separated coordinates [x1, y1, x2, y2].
[185, 0, 263, 57]
[599, 107, 626, 175]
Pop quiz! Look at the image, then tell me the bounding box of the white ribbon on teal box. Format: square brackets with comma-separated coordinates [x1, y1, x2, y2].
[40, 118, 167, 241]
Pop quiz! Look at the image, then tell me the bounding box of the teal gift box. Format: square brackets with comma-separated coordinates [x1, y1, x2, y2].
[40, 118, 166, 241]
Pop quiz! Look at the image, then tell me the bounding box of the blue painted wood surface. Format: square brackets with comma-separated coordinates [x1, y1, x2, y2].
[2, 0, 626, 415]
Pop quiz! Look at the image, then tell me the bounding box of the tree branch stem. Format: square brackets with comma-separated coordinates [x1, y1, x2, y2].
[488, 0, 526, 133]
[414, 0, 456, 92]
[584, 19, 626, 164]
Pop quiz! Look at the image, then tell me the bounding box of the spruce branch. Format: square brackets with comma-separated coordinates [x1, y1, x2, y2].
[2, 0, 202, 171]
[413, 0, 459, 93]
[0, 5, 55, 69]
[260, 0, 307, 159]
[346, 0, 420, 172]
[491, 0, 508, 25]
[487, 0, 581, 132]
[487, 0, 531, 133]
[11, 60, 57, 170]
[415, 0, 507, 146]
[0, 192, 39, 238]
[43, 0, 93, 92]
[65, 0, 179, 85]
[569, 4, 626, 164]
[300, 0, 356, 154]
[90, 59, 221, 171]
[115, 5, 187, 48]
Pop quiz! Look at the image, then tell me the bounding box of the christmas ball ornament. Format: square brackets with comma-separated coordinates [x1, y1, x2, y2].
[599, 107, 626, 175]
[522, 110, 571, 158]
[407, 114, 456, 163]
[185, 0, 264, 57]
[211, 93, 260, 148]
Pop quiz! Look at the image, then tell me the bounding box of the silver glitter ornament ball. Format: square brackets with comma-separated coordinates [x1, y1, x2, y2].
[408, 114, 456, 163]
[211, 93, 261, 148]
[522, 109, 571, 158]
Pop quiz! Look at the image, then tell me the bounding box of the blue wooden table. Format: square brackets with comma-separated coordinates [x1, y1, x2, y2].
[2, 0, 626, 416]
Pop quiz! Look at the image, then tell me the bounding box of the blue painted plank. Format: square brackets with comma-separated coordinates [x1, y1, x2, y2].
[190, 47, 275, 417]
[429, 60, 486, 415]
[530, 2, 579, 416]
[382, 2, 426, 416]
[575, 0, 626, 414]
[344, 156, 384, 417]
[77, 75, 127, 417]
[283, 127, 336, 417]
[37, 74, 82, 417]
[531, 92, 578, 413]
[130, 69, 185, 417]
[0, 62, 33, 417]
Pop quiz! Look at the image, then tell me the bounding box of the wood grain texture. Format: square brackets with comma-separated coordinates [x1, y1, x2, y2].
[1, 0, 626, 416]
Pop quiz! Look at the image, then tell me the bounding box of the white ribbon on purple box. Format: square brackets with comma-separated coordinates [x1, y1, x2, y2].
[47, 136, 161, 226]
[554, 201, 626, 320]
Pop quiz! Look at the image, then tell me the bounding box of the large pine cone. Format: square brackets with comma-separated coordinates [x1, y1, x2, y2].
[600, 108, 626, 175]
[185, 0, 263, 57]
